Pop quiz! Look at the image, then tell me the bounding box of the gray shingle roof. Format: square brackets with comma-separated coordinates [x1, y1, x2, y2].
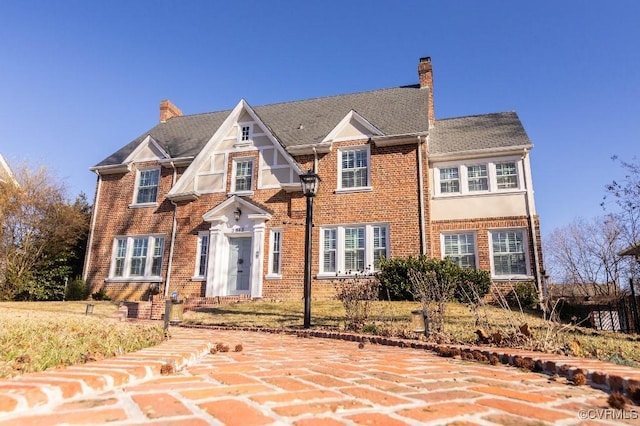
[95, 85, 430, 167]
[430, 112, 532, 155]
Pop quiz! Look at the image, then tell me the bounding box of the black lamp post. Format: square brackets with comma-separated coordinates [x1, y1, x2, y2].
[299, 169, 321, 329]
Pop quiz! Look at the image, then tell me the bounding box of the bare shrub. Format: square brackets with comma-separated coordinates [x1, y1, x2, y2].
[333, 273, 379, 331]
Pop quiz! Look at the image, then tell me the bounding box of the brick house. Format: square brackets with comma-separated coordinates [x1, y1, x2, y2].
[84, 57, 544, 302]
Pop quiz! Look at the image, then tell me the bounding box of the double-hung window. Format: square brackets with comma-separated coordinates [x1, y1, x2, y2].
[495, 162, 519, 189]
[110, 235, 165, 280]
[194, 232, 209, 278]
[442, 233, 476, 268]
[467, 165, 488, 192]
[339, 147, 369, 190]
[233, 159, 253, 193]
[320, 224, 389, 275]
[135, 168, 160, 204]
[491, 230, 527, 276]
[344, 227, 365, 272]
[440, 167, 460, 193]
[268, 229, 282, 277]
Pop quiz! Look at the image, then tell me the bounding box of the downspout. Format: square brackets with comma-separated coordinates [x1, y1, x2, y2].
[521, 149, 544, 307]
[417, 136, 427, 255]
[82, 172, 101, 282]
[164, 161, 179, 298]
[313, 147, 318, 172]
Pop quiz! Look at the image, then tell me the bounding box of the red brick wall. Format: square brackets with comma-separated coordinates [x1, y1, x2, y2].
[86, 138, 542, 303]
[431, 215, 544, 283]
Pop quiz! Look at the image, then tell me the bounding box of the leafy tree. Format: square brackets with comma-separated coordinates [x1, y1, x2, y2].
[0, 164, 89, 300]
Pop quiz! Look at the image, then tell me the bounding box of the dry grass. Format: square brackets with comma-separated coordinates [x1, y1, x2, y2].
[0, 301, 165, 378]
[184, 299, 640, 364]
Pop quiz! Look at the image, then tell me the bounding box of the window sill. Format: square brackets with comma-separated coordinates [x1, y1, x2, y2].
[129, 202, 159, 209]
[317, 272, 377, 280]
[190, 276, 206, 281]
[433, 189, 526, 199]
[334, 186, 373, 194]
[265, 274, 282, 280]
[229, 190, 254, 197]
[491, 274, 533, 281]
[106, 277, 163, 283]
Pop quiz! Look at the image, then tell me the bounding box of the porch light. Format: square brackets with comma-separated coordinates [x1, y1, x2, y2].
[234, 207, 242, 221]
[299, 169, 321, 328]
[299, 170, 321, 197]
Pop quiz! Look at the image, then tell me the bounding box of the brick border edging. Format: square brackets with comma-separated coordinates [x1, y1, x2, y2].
[0, 332, 213, 419]
[178, 323, 640, 401]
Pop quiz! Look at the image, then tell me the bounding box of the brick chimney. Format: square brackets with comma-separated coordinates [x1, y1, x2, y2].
[418, 57, 435, 127]
[159, 99, 183, 123]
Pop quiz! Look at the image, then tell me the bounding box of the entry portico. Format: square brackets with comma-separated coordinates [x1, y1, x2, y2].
[202, 196, 272, 297]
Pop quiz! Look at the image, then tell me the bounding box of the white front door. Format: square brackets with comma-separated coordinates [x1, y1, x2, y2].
[227, 237, 252, 295]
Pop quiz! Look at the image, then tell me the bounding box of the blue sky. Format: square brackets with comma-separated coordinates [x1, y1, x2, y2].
[1, 1, 639, 238]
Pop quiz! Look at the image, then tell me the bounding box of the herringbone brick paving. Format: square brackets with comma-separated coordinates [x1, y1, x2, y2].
[0, 327, 638, 425]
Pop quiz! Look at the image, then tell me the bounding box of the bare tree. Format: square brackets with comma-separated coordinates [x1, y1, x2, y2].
[546, 215, 626, 296]
[0, 164, 88, 300]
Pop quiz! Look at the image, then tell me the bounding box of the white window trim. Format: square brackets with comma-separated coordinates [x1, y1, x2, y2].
[336, 145, 373, 193]
[433, 156, 525, 198]
[230, 156, 254, 195]
[318, 223, 389, 278]
[440, 232, 478, 268]
[130, 166, 160, 207]
[236, 122, 253, 146]
[192, 231, 210, 280]
[488, 228, 532, 280]
[266, 229, 283, 279]
[107, 234, 165, 282]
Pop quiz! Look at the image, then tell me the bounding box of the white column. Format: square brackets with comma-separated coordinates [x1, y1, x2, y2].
[206, 220, 228, 297]
[250, 216, 267, 298]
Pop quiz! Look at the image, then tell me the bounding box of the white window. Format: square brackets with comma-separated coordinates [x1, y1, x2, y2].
[495, 162, 519, 189]
[440, 167, 460, 193]
[323, 229, 337, 273]
[134, 168, 160, 204]
[491, 230, 528, 277]
[233, 158, 253, 193]
[344, 227, 365, 271]
[434, 158, 522, 197]
[267, 229, 282, 277]
[338, 146, 370, 191]
[194, 232, 209, 278]
[467, 165, 488, 192]
[442, 233, 476, 268]
[237, 123, 252, 144]
[110, 235, 165, 280]
[319, 224, 389, 275]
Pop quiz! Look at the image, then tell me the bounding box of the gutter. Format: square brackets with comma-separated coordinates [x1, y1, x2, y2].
[417, 136, 427, 255]
[521, 149, 544, 307]
[165, 161, 179, 298]
[82, 171, 101, 282]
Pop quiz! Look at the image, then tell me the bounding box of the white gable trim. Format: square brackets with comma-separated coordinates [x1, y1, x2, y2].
[124, 135, 170, 164]
[0, 154, 16, 184]
[168, 99, 303, 198]
[322, 110, 384, 143]
[202, 195, 272, 223]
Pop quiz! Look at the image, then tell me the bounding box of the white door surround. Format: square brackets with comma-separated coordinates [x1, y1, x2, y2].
[202, 196, 272, 297]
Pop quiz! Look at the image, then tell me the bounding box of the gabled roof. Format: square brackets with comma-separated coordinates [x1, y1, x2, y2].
[94, 85, 430, 167]
[429, 112, 532, 156]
